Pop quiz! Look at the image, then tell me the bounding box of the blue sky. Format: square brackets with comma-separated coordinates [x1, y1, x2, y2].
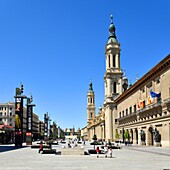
[0, 0, 169, 130]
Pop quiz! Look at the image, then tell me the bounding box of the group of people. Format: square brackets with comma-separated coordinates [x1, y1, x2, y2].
[96, 145, 113, 158]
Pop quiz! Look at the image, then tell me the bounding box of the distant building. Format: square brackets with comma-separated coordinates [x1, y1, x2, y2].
[82, 16, 170, 147]
[0, 102, 39, 143]
[0, 102, 15, 127]
[39, 120, 44, 139]
[64, 128, 81, 140]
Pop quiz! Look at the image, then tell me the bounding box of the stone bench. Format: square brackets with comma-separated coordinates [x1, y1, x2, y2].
[61, 147, 84, 155]
[42, 149, 56, 154]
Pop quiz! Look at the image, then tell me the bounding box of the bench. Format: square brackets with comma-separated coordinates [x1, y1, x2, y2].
[31, 145, 50, 149]
[42, 149, 56, 154]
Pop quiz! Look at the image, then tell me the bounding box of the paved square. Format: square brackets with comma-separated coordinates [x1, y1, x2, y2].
[0, 143, 170, 170]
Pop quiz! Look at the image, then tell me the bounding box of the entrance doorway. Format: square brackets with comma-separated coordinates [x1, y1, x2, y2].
[148, 127, 154, 145]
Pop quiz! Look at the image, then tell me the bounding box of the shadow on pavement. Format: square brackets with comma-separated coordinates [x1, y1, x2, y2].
[0, 145, 29, 153]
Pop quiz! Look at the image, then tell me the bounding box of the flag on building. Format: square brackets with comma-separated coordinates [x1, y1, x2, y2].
[140, 100, 145, 108]
[150, 91, 161, 98]
[137, 99, 140, 109]
[147, 96, 153, 104]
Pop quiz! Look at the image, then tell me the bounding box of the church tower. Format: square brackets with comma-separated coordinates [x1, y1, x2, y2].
[104, 15, 123, 141]
[87, 82, 95, 124]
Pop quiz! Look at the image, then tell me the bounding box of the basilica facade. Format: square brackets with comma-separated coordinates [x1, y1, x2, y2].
[81, 16, 170, 147]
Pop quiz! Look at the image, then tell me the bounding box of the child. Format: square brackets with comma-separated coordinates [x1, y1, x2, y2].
[96, 147, 100, 158]
[109, 147, 112, 158]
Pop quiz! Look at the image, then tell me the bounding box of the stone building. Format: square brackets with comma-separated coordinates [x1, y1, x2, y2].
[0, 102, 39, 142]
[82, 16, 170, 147]
[117, 55, 170, 147]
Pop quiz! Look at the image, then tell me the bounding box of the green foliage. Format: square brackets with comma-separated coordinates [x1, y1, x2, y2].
[92, 134, 97, 140]
[124, 130, 129, 140]
[115, 129, 119, 139]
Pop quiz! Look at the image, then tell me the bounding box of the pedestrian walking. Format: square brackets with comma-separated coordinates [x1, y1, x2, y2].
[109, 147, 113, 158]
[38, 143, 43, 153]
[104, 145, 108, 158]
[96, 147, 100, 158]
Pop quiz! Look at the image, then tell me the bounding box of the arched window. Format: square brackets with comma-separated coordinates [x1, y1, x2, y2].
[108, 55, 110, 68]
[113, 55, 115, 67]
[113, 82, 117, 93]
[90, 113, 93, 118]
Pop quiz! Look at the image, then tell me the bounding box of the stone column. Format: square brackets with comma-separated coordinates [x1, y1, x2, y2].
[138, 127, 141, 145]
[146, 126, 150, 146]
[105, 107, 113, 141]
[110, 54, 113, 68]
[116, 54, 119, 68]
[133, 129, 137, 144]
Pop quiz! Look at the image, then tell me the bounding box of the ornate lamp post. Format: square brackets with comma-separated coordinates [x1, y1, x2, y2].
[26, 95, 35, 145]
[14, 84, 27, 147]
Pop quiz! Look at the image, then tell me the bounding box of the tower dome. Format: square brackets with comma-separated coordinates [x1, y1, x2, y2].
[107, 15, 117, 44]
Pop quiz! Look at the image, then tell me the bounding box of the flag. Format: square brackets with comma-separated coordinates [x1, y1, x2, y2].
[140, 100, 143, 107]
[137, 99, 140, 109]
[147, 96, 152, 104]
[150, 91, 161, 98]
[140, 100, 145, 108]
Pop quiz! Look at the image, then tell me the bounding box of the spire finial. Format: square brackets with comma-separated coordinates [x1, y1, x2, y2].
[110, 15, 113, 24]
[89, 81, 93, 91]
[124, 69, 126, 77]
[136, 73, 139, 82]
[107, 15, 117, 43]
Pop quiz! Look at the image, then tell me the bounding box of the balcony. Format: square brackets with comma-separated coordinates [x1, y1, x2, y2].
[118, 102, 162, 122]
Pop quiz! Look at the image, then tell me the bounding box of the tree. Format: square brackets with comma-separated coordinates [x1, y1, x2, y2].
[124, 130, 129, 141]
[115, 129, 119, 140]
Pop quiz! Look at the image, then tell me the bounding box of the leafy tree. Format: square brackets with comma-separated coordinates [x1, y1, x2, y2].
[124, 130, 129, 140]
[115, 129, 119, 140]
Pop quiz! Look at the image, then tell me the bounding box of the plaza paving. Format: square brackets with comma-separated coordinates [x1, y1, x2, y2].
[0, 142, 170, 170]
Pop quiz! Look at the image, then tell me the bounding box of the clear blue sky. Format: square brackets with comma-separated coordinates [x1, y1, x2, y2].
[0, 0, 169, 130]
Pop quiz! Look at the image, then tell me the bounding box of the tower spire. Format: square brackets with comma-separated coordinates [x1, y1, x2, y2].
[107, 15, 117, 43]
[110, 15, 113, 24]
[89, 81, 93, 91]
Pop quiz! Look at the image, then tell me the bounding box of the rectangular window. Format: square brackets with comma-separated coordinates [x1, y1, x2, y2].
[126, 109, 128, 115]
[129, 107, 132, 114]
[113, 82, 117, 93]
[143, 101, 146, 108]
[113, 55, 115, 67]
[134, 104, 136, 113]
[122, 111, 124, 117]
[108, 55, 110, 68]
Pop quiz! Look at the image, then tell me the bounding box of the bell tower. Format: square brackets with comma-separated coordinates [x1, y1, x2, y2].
[104, 15, 123, 141]
[87, 82, 95, 124]
[104, 15, 123, 101]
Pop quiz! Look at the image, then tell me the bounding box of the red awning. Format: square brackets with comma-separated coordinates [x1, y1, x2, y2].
[0, 124, 14, 129]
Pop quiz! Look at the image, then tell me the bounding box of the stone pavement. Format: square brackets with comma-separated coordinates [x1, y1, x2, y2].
[0, 142, 170, 170]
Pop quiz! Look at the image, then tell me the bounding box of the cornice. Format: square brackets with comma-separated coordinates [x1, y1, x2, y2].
[115, 54, 170, 104]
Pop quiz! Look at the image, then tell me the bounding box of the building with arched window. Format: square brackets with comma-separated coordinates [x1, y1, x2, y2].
[82, 16, 170, 147]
